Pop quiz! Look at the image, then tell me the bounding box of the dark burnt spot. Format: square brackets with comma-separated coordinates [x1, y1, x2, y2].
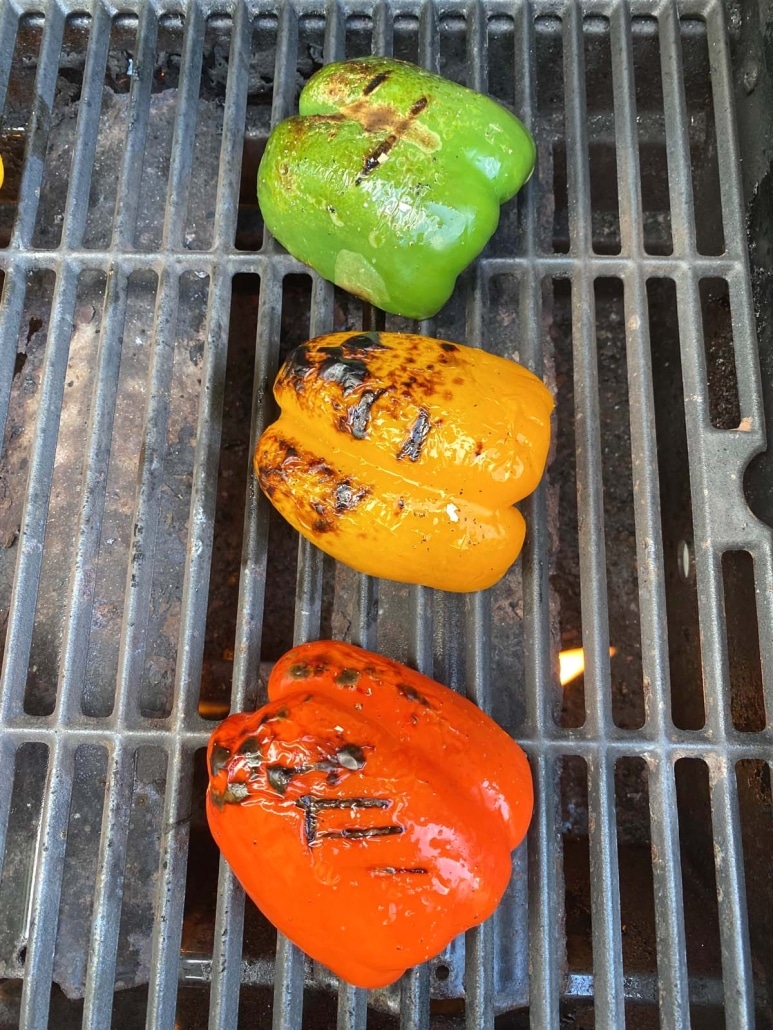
[336, 744, 367, 770]
[453, 376, 464, 385]
[310, 460, 336, 479]
[312, 502, 325, 516]
[344, 332, 385, 351]
[344, 388, 386, 439]
[288, 663, 311, 679]
[475, 440, 484, 456]
[397, 497, 405, 510]
[330, 825, 404, 840]
[362, 70, 391, 95]
[237, 736, 261, 757]
[313, 517, 334, 533]
[267, 764, 311, 796]
[409, 95, 428, 117]
[283, 344, 315, 388]
[317, 347, 371, 394]
[334, 481, 370, 513]
[356, 134, 398, 184]
[396, 407, 432, 462]
[440, 342, 458, 352]
[209, 745, 231, 778]
[335, 667, 360, 686]
[397, 682, 432, 707]
[326, 770, 342, 786]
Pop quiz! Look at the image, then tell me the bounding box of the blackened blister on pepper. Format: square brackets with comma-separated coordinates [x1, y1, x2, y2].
[396, 407, 432, 462]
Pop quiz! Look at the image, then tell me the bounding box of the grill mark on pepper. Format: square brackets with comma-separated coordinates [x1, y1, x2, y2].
[295, 795, 395, 846]
[409, 96, 428, 116]
[267, 764, 312, 796]
[396, 682, 432, 707]
[362, 70, 390, 95]
[396, 407, 432, 462]
[371, 866, 429, 876]
[356, 134, 398, 184]
[210, 745, 231, 778]
[334, 481, 370, 513]
[336, 744, 367, 770]
[343, 388, 386, 438]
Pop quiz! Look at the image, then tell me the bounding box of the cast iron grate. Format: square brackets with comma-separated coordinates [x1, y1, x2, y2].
[0, 0, 770, 1027]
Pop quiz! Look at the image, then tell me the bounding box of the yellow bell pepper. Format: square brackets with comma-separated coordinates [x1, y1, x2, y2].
[255, 332, 553, 592]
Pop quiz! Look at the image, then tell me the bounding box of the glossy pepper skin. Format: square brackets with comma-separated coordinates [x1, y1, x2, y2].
[257, 57, 535, 319]
[206, 641, 533, 989]
[255, 331, 553, 593]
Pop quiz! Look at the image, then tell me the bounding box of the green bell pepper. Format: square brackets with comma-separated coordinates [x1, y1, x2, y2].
[257, 57, 535, 320]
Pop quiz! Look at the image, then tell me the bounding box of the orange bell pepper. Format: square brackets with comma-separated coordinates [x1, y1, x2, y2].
[255, 331, 553, 592]
[206, 641, 533, 988]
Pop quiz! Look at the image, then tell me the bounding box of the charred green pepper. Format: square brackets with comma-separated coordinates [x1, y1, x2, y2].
[257, 57, 535, 320]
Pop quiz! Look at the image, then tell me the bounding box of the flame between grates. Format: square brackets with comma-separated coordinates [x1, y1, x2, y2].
[0, 0, 770, 1028]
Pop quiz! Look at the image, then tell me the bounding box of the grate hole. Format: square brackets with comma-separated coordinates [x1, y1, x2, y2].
[0, 743, 49, 973]
[647, 279, 704, 730]
[487, 15, 530, 260]
[345, 13, 373, 57]
[561, 756, 592, 979]
[112, 747, 168, 1013]
[674, 759, 723, 1025]
[53, 745, 108, 995]
[199, 273, 259, 722]
[0, 269, 54, 713]
[723, 551, 766, 732]
[549, 277, 583, 727]
[615, 758, 658, 1025]
[31, 13, 92, 249]
[680, 18, 725, 256]
[81, 13, 139, 250]
[180, 14, 231, 253]
[438, 15, 468, 87]
[237, 14, 277, 252]
[298, 14, 326, 90]
[535, 16, 568, 254]
[393, 15, 419, 64]
[595, 279, 644, 730]
[0, 13, 46, 248]
[26, 270, 107, 718]
[631, 16, 672, 256]
[583, 17, 621, 255]
[81, 269, 159, 719]
[699, 278, 741, 430]
[736, 759, 773, 1023]
[258, 275, 314, 664]
[140, 271, 211, 720]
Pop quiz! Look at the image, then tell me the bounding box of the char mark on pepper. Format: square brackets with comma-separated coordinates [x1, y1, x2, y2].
[396, 682, 433, 707]
[396, 407, 432, 462]
[362, 70, 390, 95]
[317, 346, 372, 393]
[343, 388, 386, 439]
[334, 481, 370, 513]
[356, 133, 398, 184]
[409, 96, 428, 116]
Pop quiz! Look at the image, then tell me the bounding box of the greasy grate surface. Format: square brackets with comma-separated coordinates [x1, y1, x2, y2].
[0, 0, 771, 1027]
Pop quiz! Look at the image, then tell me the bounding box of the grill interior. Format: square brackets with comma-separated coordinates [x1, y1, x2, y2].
[0, 0, 771, 1027]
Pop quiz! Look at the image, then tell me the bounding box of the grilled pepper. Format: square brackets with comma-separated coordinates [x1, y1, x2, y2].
[206, 641, 533, 988]
[257, 57, 535, 319]
[255, 331, 553, 593]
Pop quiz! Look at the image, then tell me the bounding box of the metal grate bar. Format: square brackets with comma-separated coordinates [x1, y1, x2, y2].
[658, 0, 697, 256]
[162, 1, 207, 252]
[0, 1, 19, 116]
[212, 0, 253, 252]
[81, 742, 136, 1030]
[112, 269, 181, 727]
[10, 4, 66, 250]
[0, 264, 79, 720]
[608, 2, 643, 256]
[56, 266, 129, 725]
[111, 4, 159, 249]
[646, 756, 691, 1028]
[18, 740, 75, 1029]
[707, 755, 755, 1025]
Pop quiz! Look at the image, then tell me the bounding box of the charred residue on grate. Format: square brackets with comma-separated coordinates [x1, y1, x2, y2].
[699, 277, 741, 430]
[594, 278, 643, 729]
[647, 278, 704, 730]
[535, 15, 568, 254]
[0, 14, 45, 249]
[723, 551, 766, 732]
[24, 270, 106, 717]
[673, 759, 724, 1026]
[680, 17, 724, 256]
[583, 17, 621, 255]
[736, 759, 773, 1024]
[631, 16, 673, 255]
[0, 269, 55, 709]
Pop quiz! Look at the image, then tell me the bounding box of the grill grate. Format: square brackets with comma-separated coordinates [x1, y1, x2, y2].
[0, 0, 771, 1027]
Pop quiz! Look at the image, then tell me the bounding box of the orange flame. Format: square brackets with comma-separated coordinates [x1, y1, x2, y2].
[559, 647, 617, 686]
